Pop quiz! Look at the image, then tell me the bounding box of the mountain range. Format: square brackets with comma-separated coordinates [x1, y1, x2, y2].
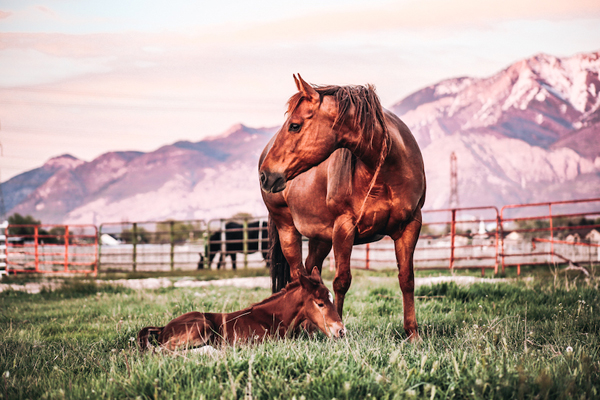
[3, 51, 600, 224]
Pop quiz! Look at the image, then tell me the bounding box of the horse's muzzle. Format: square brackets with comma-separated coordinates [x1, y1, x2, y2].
[260, 171, 286, 193]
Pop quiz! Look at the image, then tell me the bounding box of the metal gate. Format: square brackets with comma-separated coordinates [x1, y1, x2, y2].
[4, 224, 98, 275]
[499, 198, 600, 273]
[98, 220, 207, 272]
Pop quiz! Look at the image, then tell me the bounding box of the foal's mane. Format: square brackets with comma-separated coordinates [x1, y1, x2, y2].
[287, 84, 390, 156]
[253, 277, 317, 308]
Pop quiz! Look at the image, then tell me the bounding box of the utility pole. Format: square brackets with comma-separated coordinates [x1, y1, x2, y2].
[449, 151, 459, 209]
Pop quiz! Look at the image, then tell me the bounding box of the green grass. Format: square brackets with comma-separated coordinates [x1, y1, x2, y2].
[1, 269, 599, 399]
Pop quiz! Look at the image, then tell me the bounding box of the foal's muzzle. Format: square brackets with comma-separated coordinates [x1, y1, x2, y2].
[260, 171, 286, 193]
[329, 322, 346, 339]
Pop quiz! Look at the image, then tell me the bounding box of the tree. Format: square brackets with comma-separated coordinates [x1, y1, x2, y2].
[7, 213, 42, 236]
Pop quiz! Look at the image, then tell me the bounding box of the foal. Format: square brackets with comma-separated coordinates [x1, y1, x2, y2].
[138, 267, 345, 351]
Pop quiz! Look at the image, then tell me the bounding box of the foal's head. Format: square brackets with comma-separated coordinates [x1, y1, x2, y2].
[259, 74, 386, 193]
[298, 267, 345, 339]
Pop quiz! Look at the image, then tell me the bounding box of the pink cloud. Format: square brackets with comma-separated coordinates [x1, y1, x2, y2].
[34, 6, 57, 18]
[0, 10, 12, 19]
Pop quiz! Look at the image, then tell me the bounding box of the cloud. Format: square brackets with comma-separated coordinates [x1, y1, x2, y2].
[0, 10, 12, 19]
[0, 48, 113, 86]
[207, 0, 600, 44]
[35, 5, 58, 18]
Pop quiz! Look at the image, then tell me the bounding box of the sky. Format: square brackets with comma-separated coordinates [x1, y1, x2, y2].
[1, 0, 600, 181]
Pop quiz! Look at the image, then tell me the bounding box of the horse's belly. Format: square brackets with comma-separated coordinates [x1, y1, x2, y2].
[285, 169, 336, 240]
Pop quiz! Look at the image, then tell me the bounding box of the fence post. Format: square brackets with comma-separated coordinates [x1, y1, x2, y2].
[220, 221, 226, 269]
[549, 203, 554, 264]
[170, 221, 175, 271]
[494, 215, 500, 275]
[365, 243, 370, 270]
[64, 225, 69, 272]
[132, 223, 137, 272]
[98, 224, 103, 272]
[34, 225, 39, 272]
[450, 209, 456, 271]
[204, 228, 210, 269]
[93, 225, 98, 276]
[243, 219, 248, 269]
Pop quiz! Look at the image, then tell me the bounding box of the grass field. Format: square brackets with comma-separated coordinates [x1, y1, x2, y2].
[1, 267, 599, 399]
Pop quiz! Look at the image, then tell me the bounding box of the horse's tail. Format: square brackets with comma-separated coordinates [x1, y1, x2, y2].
[137, 326, 163, 351]
[268, 214, 291, 293]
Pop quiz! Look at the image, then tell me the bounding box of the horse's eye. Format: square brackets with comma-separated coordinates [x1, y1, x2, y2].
[288, 123, 302, 133]
[317, 303, 324, 308]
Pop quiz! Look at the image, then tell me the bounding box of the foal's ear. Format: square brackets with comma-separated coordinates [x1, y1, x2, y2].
[294, 74, 319, 104]
[299, 272, 313, 290]
[309, 266, 322, 282]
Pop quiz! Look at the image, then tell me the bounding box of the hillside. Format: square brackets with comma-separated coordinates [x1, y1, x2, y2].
[3, 51, 599, 223]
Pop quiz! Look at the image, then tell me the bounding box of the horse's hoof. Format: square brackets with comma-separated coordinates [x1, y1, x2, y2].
[408, 333, 422, 344]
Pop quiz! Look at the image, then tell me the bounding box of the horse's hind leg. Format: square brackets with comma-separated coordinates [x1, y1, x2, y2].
[393, 214, 422, 342]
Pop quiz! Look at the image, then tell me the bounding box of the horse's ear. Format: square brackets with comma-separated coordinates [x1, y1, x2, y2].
[294, 74, 319, 104]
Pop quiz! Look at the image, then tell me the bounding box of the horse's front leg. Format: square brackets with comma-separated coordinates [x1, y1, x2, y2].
[278, 225, 305, 280]
[306, 239, 332, 275]
[332, 217, 355, 319]
[393, 213, 422, 342]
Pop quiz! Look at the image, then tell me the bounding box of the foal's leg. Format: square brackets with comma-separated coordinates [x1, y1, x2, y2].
[393, 214, 422, 342]
[332, 217, 356, 319]
[160, 312, 215, 351]
[305, 239, 332, 275]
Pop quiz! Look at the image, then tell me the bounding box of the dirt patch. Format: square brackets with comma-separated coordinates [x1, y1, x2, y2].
[1, 274, 522, 294]
[0, 276, 272, 294]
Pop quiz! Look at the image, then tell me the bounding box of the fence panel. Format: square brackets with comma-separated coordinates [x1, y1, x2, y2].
[500, 198, 600, 272]
[5, 224, 97, 275]
[347, 206, 500, 275]
[99, 220, 207, 272]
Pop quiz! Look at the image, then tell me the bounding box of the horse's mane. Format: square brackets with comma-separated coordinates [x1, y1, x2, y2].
[288, 83, 391, 227]
[287, 84, 389, 156]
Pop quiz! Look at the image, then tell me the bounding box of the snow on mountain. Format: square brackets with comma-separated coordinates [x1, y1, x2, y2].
[3, 51, 599, 223]
[394, 51, 600, 150]
[423, 133, 599, 209]
[392, 50, 600, 209]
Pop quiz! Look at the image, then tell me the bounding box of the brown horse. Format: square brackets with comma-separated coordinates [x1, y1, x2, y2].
[137, 267, 344, 351]
[259, 75, 426, 341]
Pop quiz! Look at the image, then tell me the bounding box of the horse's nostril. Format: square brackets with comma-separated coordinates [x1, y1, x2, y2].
[260, 172, 267, 185]
[338, 328, 345, 338]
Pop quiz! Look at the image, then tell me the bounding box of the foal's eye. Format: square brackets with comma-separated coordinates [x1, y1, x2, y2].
[288, 123, 302, 133]
[317, 303, 324, 308]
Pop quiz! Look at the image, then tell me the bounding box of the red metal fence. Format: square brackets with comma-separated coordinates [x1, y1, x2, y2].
[4, 224, 98, 275]
[349, 198, 600, 275]
[4, 198, 599, 275]
[499, 198, 600, 273]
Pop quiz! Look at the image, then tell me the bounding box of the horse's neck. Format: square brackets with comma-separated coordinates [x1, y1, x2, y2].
[340, 125, 389, 173]
[252, 286, 304, 327]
